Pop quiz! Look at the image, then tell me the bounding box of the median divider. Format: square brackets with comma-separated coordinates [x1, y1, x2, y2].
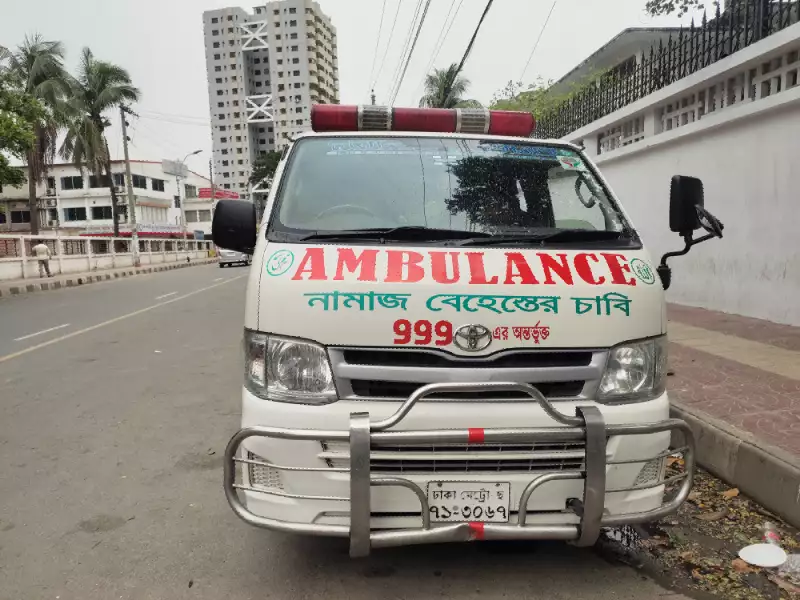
[0, 257, 219, 299]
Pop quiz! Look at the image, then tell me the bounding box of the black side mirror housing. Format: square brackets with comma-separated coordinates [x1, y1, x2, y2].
[659, 175, 724, 290]
[212, 200, 257, 254]
[669, 175, 704, 236]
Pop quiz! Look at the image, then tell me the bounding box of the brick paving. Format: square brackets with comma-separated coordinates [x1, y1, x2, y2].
[668, 305, 800, 461]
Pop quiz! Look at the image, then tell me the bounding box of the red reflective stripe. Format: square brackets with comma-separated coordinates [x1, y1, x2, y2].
[311, 105, 358, 131]
[488, 110, 536, 137]
[469, 522, 485, 540]
[468, 428, 485, 444]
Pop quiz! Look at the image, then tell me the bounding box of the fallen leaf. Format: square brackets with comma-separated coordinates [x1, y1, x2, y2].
[697, 509, 728, 522]
[721, 488, 740, 499]
[768, 573, 800, 595]
[680, 550, 696, 560]
[731, 558, 756, 573]
[688, 491, 701, 502]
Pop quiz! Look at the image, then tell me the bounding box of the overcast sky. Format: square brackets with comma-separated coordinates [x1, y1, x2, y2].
[1, 0, 696, 176]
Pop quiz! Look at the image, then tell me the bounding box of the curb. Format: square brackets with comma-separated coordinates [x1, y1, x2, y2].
[671, 402, 800, 528]
[0, 258, 219, 299]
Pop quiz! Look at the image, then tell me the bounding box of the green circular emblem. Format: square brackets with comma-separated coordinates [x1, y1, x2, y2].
[266, 249, 294, 276]
[630, 258, 656, 285]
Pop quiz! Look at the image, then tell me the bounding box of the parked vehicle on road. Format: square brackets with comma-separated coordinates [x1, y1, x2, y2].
[212, 105, 725, 556]
[218, 249, 251, 267]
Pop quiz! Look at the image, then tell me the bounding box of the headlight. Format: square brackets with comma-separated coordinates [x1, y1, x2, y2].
[598, 336, 667, 403]
[244, 330, 337, 404]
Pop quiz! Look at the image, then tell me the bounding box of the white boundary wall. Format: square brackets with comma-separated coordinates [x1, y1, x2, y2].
[563, 22, 800, 326]
[0, 234, 214, 281]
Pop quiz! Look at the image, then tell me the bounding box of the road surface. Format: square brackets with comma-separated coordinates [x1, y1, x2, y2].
[0, 264, 688, 600]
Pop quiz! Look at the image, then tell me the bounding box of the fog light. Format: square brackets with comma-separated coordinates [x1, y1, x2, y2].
[634, 457, 665, 486]
[247, 451, 284, 490]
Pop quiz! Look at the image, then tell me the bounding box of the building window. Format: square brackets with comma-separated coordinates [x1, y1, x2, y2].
[88, 175, 109, 188]
[221, 149, 228, 155]
[274, 21, 280, 27]
[291, 45, 298, 51]
[213, 42, 220, 48]
[258, 127, 265, 133]
[198, 210, 211, 221]
[280, 108, 286, 114]
[255, 7, 261, 13]
[273, 9, 279, 15]
[295, 107, 302, 113]
[185, 210, 198, 222]
[231, 75, 237, 81]
[293, 69, 300, 75]
[184, 184, 197, 199]
[132, 174, 147, 189]
[278, 84, 285, 91]
[217, 101, 224, 107]
[293, 82, 300, 88]
[222, 160, 229, 166]
[151, 178, 165, 192]
[227, 15, 233, 21]
[223, 172, 230, 178]
[279, 96, 286, 102]
[269, 137, 275, 144]
[219, 125, 226, 131]
[289, 7, 296, 13]
[215, 77, 223, 83]
[6, 210, 31, 224]
[60, 176, 83, 190]
[215, 66, 221, 72]
[227, 27, 233, 33]
[214, 53, 221, 60]
[216, 90, 223, 96]
[276, 46, 282, 52]
[255, 81, 263, 87]
[292, 59, 299, 66]
[211, 17, 218, 23]
[296, 119, 303, 125]
[64, 207, 87, 221]
[212, 29, 219, 35]
[223, 183, 231, 189]
[239, 171, 245, 177]
[91, 206, 113, 220]
[259, 138, 266, 144]
[278, 71, 284, 77]
[289, 20, 297, 26]
[233, 112, 240, 118]
[254, 57, 260, 64]
[218, 114, 225, 120]
[275, 34, 282, 40]
[229, 51, 235, 58]
[232, 100, 239, 106]
[268, 126, 273, 132]
[112, 173, 125, 187]
[234, 124, 241, 130]
[235, 135, 242, 142]
[290, 33, 298, 39]
[237, 159, 243, 165]
[237, 148, 243, 154]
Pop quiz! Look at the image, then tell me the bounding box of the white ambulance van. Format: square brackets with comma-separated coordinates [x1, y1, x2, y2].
[212, 105, 724, 557]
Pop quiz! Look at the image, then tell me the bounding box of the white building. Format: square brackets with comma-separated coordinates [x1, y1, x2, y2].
[0, 160, 212, 236]
[202, 0, 339, 200]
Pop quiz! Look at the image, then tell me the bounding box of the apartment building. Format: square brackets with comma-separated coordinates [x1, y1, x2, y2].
[0, 161, 211, 235]
[202, 0, 339, 200]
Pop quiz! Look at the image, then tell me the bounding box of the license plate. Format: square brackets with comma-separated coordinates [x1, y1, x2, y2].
[426, 481, 511, 523]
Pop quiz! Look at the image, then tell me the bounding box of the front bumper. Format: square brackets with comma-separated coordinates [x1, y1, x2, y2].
[223, 382, 694, 557]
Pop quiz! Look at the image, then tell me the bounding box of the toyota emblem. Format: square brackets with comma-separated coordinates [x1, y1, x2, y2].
[453, 324, 492, 352]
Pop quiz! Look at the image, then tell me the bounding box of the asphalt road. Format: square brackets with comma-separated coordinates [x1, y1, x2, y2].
[0, 264, 688, 600]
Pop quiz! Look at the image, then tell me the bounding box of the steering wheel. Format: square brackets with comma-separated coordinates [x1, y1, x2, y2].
[315, 204, 379, 221]
[695, 205, 724, 238]
[574, 175, 597, 208]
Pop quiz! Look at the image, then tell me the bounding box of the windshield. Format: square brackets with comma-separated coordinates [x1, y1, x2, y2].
[269, 136, 633, 243]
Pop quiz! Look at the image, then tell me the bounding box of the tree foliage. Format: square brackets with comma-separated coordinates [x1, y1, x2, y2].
[60, 48, 139, 236]
[0, 76, 45, 187]
[645, 0, 708, 16]
[249, 150, 282, 186]
[419, 63, 482, 109]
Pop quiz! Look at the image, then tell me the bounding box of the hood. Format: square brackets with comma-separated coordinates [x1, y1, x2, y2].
[253, 243, 664, 353]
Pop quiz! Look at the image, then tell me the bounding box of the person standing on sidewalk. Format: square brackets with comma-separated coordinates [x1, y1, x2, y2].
[31, 240, 53, 278]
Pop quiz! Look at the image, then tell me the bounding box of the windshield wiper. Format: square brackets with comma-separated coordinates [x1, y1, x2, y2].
[299, 226, 493, 242]
[457, 229, 628, 247]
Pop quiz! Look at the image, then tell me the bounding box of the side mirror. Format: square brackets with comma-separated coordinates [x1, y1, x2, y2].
[212, 200, 257, 254]
[658, 176, 724, 290]
[669, 175, 704, 236]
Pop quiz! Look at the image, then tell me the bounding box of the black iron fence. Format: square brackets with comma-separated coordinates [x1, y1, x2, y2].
[535, 0, 799, 139]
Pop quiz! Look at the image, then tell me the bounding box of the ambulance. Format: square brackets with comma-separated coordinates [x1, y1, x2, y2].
[212, 105, 724, 556]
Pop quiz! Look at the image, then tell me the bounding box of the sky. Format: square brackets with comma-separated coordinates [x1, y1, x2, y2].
[1, 0, 697, 176]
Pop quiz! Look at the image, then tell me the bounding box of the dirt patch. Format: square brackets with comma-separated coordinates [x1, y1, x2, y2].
[597, 468, 800, 599]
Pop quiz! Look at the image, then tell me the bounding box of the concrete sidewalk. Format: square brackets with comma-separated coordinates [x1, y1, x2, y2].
[0, 257, 218, 299]
[666, 304, 800, 527]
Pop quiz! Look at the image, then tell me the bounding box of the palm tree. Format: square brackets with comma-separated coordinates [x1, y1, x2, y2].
[4, 35, 68, 234]
[419, 63, 482, 109]
[60, 48, 139, 237]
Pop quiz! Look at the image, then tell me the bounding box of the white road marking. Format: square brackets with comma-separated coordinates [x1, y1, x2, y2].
[14, 323, 71, 342]
[213, 277, 224, 282]
[0, 275, 246, 364]
[155, 291, 178, 300]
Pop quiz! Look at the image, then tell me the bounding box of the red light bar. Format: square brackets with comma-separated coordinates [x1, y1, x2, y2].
[311, 104, 358, 131]
[311, 105, 535, 137]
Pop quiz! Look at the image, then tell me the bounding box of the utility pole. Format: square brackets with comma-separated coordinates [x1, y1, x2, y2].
[370, 89, 376, 105]
[209, 158, 216, 215]
[120, 105, 140, 267]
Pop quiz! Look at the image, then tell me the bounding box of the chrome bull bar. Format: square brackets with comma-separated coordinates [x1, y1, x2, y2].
[223, 382, 695, 557]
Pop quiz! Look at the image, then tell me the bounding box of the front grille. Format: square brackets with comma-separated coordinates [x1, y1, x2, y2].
[341, 349, 593, 369]
[320, 441, 589, 474]
[350, 380, 584, 400]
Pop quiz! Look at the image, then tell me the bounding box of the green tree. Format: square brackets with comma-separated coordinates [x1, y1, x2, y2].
[249, 150, 282, 186]
[3, 35, 68, 234]
[418, 63, 482, 109]
[645, 0, 707, 16]
[60, 48, 139, 237]
[0, 75, 46, 188]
